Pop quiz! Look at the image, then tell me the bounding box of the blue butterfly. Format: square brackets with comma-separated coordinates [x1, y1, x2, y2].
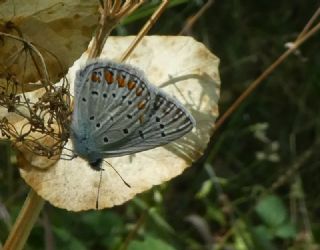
[71, 60, 195, 170]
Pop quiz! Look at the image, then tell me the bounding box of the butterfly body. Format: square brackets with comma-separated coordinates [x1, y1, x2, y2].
[71, 60, 195, 170]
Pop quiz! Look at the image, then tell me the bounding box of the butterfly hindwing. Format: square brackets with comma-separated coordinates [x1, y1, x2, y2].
[99, 89, 195, 157]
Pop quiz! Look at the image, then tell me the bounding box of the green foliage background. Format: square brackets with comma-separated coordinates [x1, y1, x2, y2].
[1, 0, 320, 249]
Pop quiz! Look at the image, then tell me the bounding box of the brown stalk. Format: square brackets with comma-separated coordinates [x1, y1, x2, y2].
[88, 0, 143, 59]
[119, 212, 147, 250]
[179, 0, 215, 35]
[3, 190, 45, 250]
[120, 0, 169, 62]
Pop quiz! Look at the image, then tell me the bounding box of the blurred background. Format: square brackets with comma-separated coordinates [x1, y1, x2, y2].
[1, 0, 320, 249]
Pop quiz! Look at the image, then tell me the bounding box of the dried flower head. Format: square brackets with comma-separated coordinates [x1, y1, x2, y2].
[0, 33, 72, 168]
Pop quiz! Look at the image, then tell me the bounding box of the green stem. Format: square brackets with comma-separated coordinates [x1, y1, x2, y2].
[4, 189, 45, 250]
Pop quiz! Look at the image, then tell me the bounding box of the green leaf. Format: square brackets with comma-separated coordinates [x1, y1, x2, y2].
[274, 222, 296, 239]
[80, 211, 123, 234]
[128, 236, 176, 250]
[122, 0, 190, 24]
[207, 206, 226, 226]
[252, 225, 277, 250]
[255, 195, 287, 227]
[149, 208, 175, 234]
[196, 180, 213, 199]
[53, 227, 87, 250]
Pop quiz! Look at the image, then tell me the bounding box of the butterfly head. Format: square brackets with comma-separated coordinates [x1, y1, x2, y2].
[89, 158, 103, 171]
[70, 130, 104, 170]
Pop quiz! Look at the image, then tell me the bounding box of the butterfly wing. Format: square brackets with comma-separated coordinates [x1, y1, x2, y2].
[71, 60, 195, 161]
[71, 60, 156, 161]
[99, 89, 196, 157]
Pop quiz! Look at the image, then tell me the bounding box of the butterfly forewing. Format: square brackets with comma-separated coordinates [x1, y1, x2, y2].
[71, 60, 195, 161]
[72, 61, 155, 153]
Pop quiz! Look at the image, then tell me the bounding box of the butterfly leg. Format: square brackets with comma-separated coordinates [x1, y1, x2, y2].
[120, 0, 170, 62]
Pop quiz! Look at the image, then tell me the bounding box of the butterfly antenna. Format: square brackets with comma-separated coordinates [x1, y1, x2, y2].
[103, 160, 131, 188]
[96, 168, 103, 210]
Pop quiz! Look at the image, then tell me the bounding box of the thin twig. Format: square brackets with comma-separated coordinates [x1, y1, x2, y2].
[120, 0, 169, 62]
[119, 212, 147, 250]
[213, 20, 320, 132]
[270, 145, 316, 192]
[297, 7, 320, 39]
[179, 0, 215, 35]
[88, 0, 143, 59]
[42, 210, 55, 250]
[0, 32, 51, 92]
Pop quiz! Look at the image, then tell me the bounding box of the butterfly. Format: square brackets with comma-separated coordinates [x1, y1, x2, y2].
[70, 59, 195, 170]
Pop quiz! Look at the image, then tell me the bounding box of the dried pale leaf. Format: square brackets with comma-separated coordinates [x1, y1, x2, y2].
[0, 0, 97, 86]
[20, 36, 220, 211]
[0, 107, 24, 125]
[0, 0, 97, 20]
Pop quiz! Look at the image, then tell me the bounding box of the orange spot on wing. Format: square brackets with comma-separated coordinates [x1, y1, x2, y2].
[117, 76, 125, 88]
[128, 81, 136, 90]
[137, 101, 146, 110]
[91, 72, 100, 83]
[136, 88, 143, 96]
[139, 115, 144, 124]
[104, 70, 113, 84]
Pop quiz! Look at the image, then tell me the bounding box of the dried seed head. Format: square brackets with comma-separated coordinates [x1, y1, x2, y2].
[0, 33, 72, 168]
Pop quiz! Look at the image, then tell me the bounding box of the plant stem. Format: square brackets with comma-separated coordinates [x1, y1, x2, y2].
[3, 189, 45, 250]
